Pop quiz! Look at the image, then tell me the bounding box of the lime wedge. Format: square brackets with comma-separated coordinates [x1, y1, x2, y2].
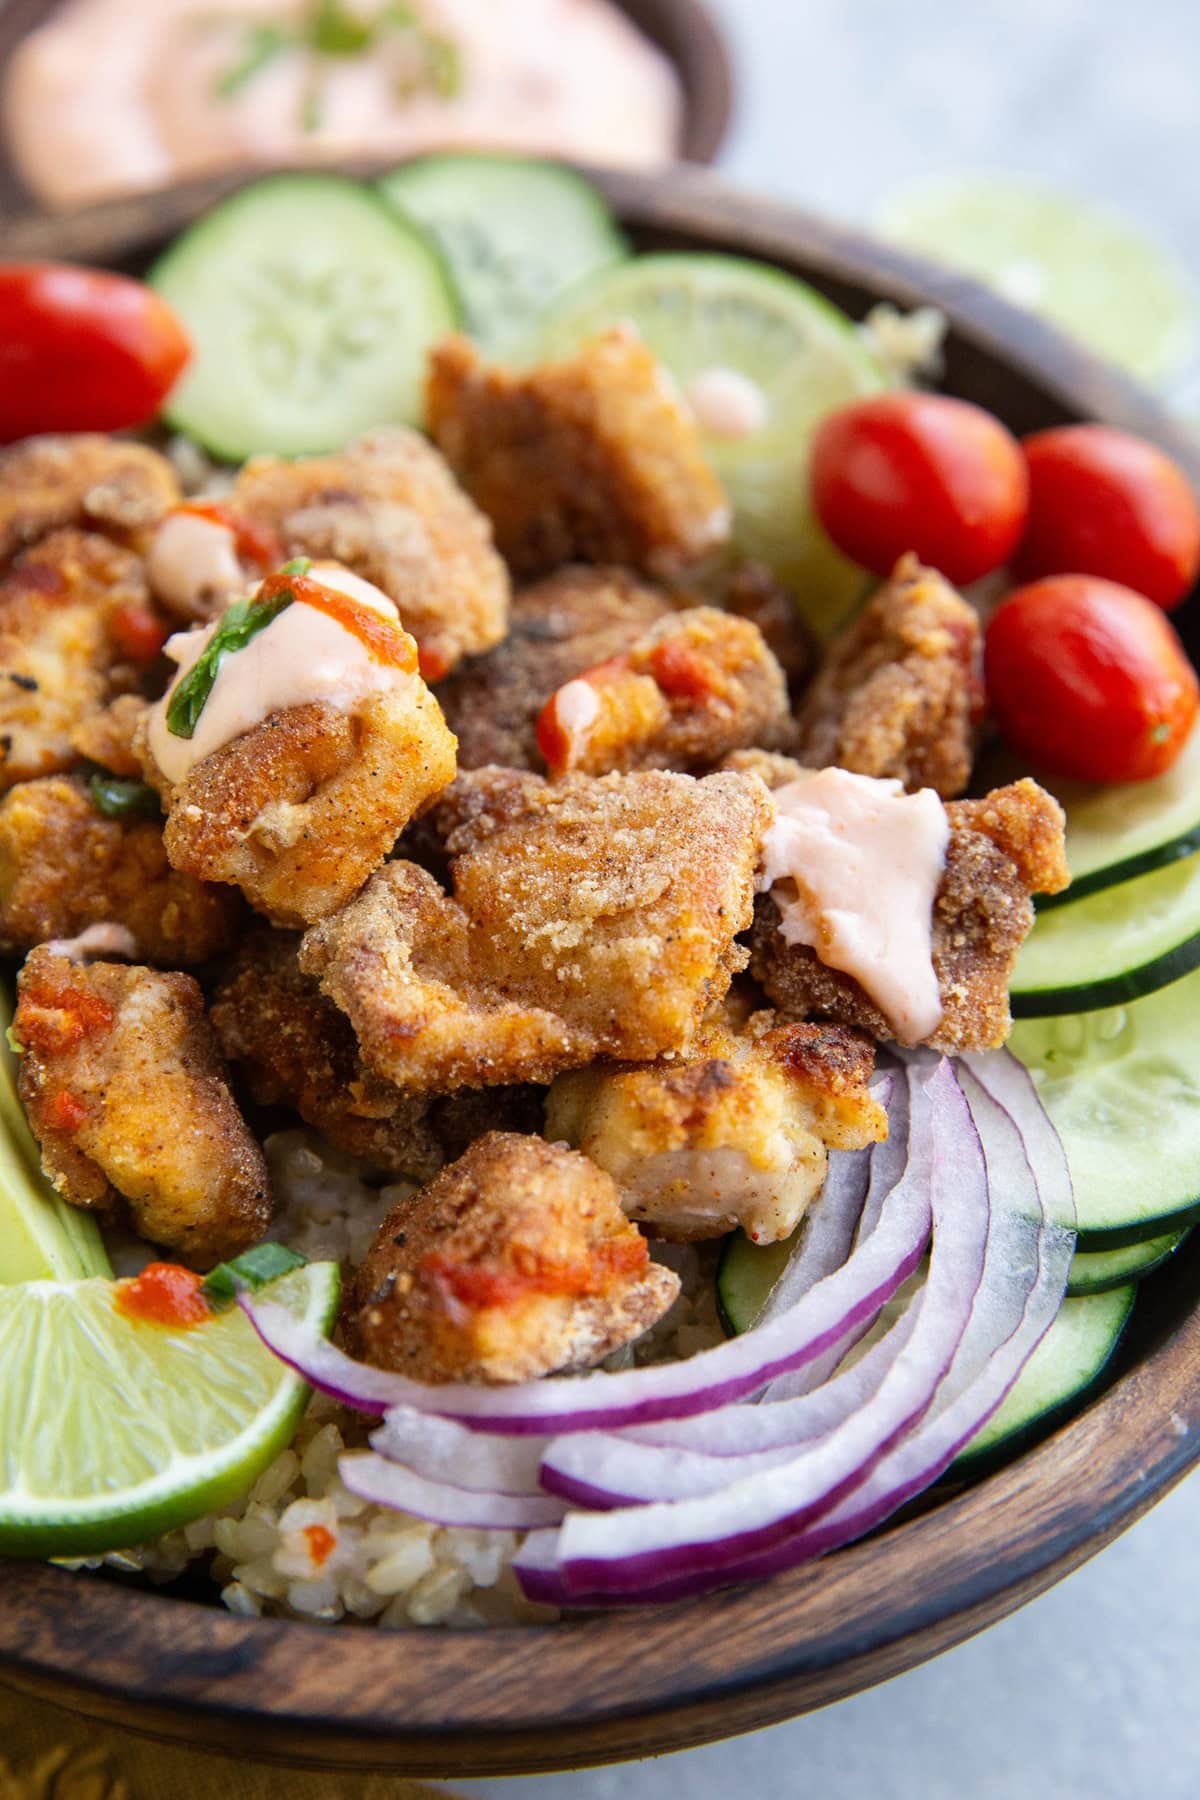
[0, 1263, 339, 1556]
[535, 254, 892, 637]
[878, 175, 1197, 386]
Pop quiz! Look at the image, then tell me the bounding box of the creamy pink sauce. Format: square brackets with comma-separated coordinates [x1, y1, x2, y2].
[148, 512, 245, 621]
[5, 0, 682, 210]
[759, 769, 950, 1044]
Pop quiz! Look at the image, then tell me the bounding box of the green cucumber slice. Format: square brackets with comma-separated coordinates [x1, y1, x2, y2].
[953, 1286, 1135, 1473]
[1011, 849, 1200, 1016]
[1067, 1230, 1187, 1296]
[716, 1228, 795, 1336]
[378, 154, 627, 354]
[535, 253, 892, 637]
[1010, 963, 1200, 1247]
[151, 174, 459, 459]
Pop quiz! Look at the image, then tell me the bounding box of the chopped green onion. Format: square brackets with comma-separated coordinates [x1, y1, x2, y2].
[279, 556, 314, 577]
[424, 34, 462, 100]
[300, 84, 324, 132]
[165, 589, 295, 741]
[88, 775, 163, 821]
[5, 1024, 22, 1057]
[202, 1243, 307, 1308]
[214, 22, 291, 100]
[309, 0, 374, 55]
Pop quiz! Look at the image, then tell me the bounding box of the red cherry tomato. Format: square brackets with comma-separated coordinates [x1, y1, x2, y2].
[0, 262, 191, 442]
[810, 392, 1029, 585]
[1014, 424, 1200, 610]
[985, 576, 1199, 783]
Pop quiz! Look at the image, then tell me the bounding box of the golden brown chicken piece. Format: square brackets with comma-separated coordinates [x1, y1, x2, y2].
[751, 778, 1069, 1053]
[15, 948, 269, 1264]
[795, 555, 983, 799]
[719, 561, 817, 703]
[547, 1012, 886, 1244]
[141, 685, 458, 929]
[0, 775, 241, 964]
[0, 529, 168, 791]
[69, 694, 149, 777]
[211, 928, 442, 1179]
[300, 767, 773, 1093]
[232, 427, 510, 679]
[426, 329, 730, 580]
[536, 607, 789, 777]
[0, 434, 180, 568]
[346, 1132, 679, 1382]
[436, 565, 677, 770]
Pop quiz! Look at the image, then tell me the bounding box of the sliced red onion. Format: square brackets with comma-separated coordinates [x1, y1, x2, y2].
[370, 1408, 549, 1496]
[338, 1452, 569, 1530]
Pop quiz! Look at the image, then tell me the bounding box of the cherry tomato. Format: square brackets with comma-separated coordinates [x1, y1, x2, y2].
[985, 576, 1199, 783]
[810, 392, 1029, 585]
[0, 263, 191, 442]
[1014, 424, 1200, 610]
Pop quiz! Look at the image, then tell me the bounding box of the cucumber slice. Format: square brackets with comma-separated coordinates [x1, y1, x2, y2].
[378, 154, 627, 354]
[953, 1286, 1135, 1473]
[716, 1227, 795, 1336]
[151, 174, 459, 459]
[1011, 849, 1200, 1016]
[1010, 964, 1200, 1247]
[1067, 1230, 1187, 1297]
[535, 254, 892, 637]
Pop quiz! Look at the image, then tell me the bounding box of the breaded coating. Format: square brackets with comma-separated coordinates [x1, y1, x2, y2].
[795, 555, 983, 799]
[719, 561, 817, 702]
[69, 694, 149, 777]
[0, 776, 241, 965]
[426, 330, 730, 580]
[143, 685, 458, 928]
[211, 929, 441, 1179]
[0, 529, 167, 791]
[346, 1132, 679, 1382]
[300, 767, 773, 1093]
[547, 1011, 886, 1244]
[536, 606, 788, 777]
[437, 565, 676, 770]
[15, 948, 269, 1265]
[232, 427, 510, 678]
[721, 747, 811, 789]
[428, 1085, 548, 1164]
[751, 778, 1069, 1052]
[0, 434, 180, 567]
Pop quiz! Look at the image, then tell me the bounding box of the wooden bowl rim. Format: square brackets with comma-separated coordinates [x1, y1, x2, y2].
[1, 161, 1199, 1780]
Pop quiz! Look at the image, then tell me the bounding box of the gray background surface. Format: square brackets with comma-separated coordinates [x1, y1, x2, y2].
[469, 1, 1200, 1794]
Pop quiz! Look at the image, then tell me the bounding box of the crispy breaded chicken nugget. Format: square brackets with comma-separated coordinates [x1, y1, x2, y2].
[547, 1011, 886, 1244]
[795, 555, 983, 798]
[69, 694, 149, 776]
[232, 427, 510, 678]
[0, 529, 167, 791]
[346, 1132, 679, 1382]
[536, 606, 789, 777]
[751, 778, 1069, 1052]
[211, 928, 441, 1179]
[0, 775, 241, 964]
[0, 434, 180, 567]
[15, 948, 269, 1265]
[300, 767, 773, 1093]
[426, 329, 730, 580]
[719, 560, 817, 702]
[437, 565, 676, 770]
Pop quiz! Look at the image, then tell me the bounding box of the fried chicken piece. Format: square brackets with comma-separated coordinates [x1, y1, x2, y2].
[547, 1012, 886, 1244]
[795, 555, 983, 799]
[232, 427, 510, 678]
[426, 329, 730, 580]
[346, 1132, 679, 1382]
[536, 607, 788, 777]
[15, 948, 269, 1264]
[0, 434, 180, 568]
[0, 775, 241, 964]
[142, 684, 458, 929]
[437, 565, 677, 770]
[69, 694, 148, 777]
[751, 778, 1069, 1053]
[0, 529, 168, 791]
[211, 929, 442, 1179]
[428, 1084, 548, 1163]
[300, 767, 773, 1093]
[719, 561, 817, 701]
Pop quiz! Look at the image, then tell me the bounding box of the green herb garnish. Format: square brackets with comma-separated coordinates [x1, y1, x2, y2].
[214, 21, 291, 99]
[203, 1243, 307, 1309]
[88, 775, 163, 822]
[310, 0, 374, 54]
[165, 589, 295, 741]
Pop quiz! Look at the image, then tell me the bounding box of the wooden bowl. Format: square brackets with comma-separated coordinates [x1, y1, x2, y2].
[0, 0, 733, 212]
[2, 163, 1199, 1782]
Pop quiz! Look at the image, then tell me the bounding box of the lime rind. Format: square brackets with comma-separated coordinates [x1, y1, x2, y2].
[0, 1264, 339, 1556]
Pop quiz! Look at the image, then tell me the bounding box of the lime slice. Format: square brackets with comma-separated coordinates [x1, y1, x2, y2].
[878, 175, 1197, 386]
[0, 988, 109, 1284]
[0, 1263, 339, 1556]
[535, 254, 892, 637]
